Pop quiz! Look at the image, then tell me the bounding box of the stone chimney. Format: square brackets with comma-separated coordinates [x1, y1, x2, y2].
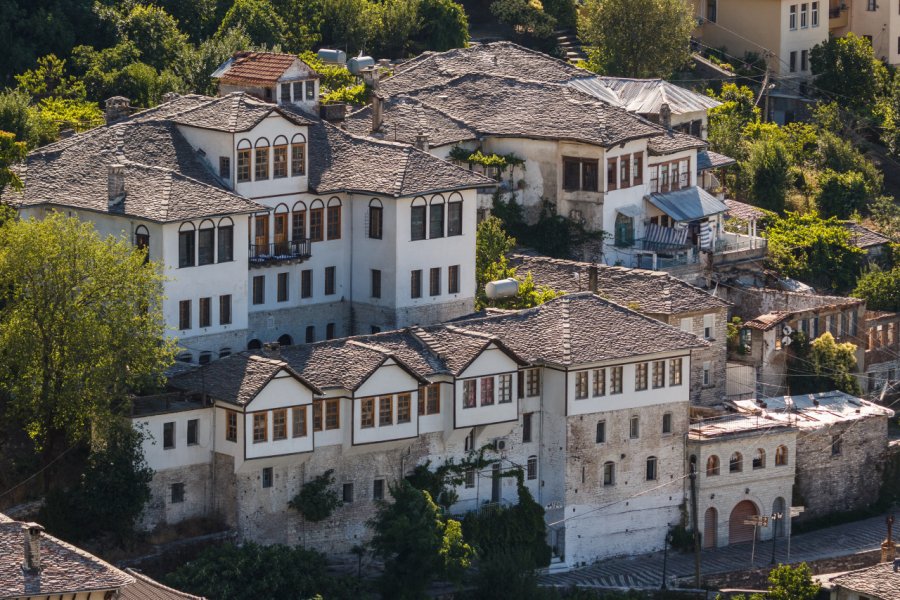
[371, 94, 384, 133]
[161, 92, 181, 104]
[659, 102, 672, 131]
[104, 96, 131, 125]
[108, 164, 125, 206]
[415, 132, 430, 152]
[587, 265, 598, 293]
[882, 515, 897, 563]
[22, 523, 44, 572]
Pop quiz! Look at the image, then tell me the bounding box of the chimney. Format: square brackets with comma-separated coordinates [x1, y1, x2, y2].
[161, 92, 181, 104]
[108, 164, 125, 206]
[104, 96, 131, 125]
[371, 94, 384, 133]
[659, 102, 672, 131]
[22, 523, 44, 572]
[415, 132, 430, 152]
[587, 265, 598, 293]
[263, 341, 281, 357]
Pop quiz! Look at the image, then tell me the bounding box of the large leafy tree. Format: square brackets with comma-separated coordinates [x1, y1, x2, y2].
[0, 214, 174, 456]
[0, 90, 57, 150]
[0, 131, 26, 194]
[810, 32, 890, 115]
[369, 480, 473, 599]
[815, 169, 871, 219]
[119, 4, 191, 74]
[414, 0, 470, 52]
[218, 0, 287, 48]
[744, 138, 791, 213]
[371, 0, 423, 57]
[579, 0, 694, 77]
[853, 266, 900, 312]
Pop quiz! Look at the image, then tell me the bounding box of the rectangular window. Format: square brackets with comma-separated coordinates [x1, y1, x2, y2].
[327, 205, 341, 240]
[596, 420, 606, 443]
[646, 457, 658, 481]
[163, 421, 175, 449]
[325, 266, 336, 295]
[635, 363, 648, 391]
[411, 205, 426, 240]
[867, 0, 875, 10]
[670, 358, 683, 385]
[704, 314, 715, 339]
[811, 0, 819, 25]
[313, 401, 322, 431]
[653, 361, 666, 388]
[619, 153, 630, 188]
[527, 456, 537, 480]
[397, 393, 411, 423]
[273, 145, 288, 178]
[199, 297, 211, 328]
[324, 399, 340, 430]
[606, 157, 617, 191]
[523, 412, 532, 443]
[448, 265, 460, 294]
[629, 416, 640, 439]
[801, 49, 808, 71]
[178, 230, 195, 268]
[219, 156, 230, 179]
[379, 396, 393, 427]
[254, 146, 269, 180]
[291, 143, 306, 176]
[448, 201, 463, 236]
[306, 81, 315, 100]
[237, 148, 251, 182]
[272, 409, 287, 440]
[603, 462, 615, 486]
[276, 272, 289, 302]
[361, 397, 375, 428]
[371, 269, 382, 299]
[465, 468, 475, 488]
[292, 406, 307, 437]
[292, 210, 306, 241]
[801, 2, 808, 26]
[663, 412, 673, 434]
[171, 482, 185, 503]
[252, 275, 265, 305]
[527, 369, 541, 396]
[429, 267, 441, 296]
[419, 384, 440, 415]
[611, 366, 623, 394]
[197, 228, 214, 266]
[563, 157, 600, 191]
[179, 300, 191, 330]
[790, 4, 797, 28]
[593, 368, 606, 396]
[411, 270, 422, 299]
[301, 269, 312, 298]
[217, 226, 233, 262]
[632, 153, 643, 185]
[253, 412, 267, 443]
[703, 362, 711, 386]
[707, 0, 717, 21]
[341, 482, 353, 503]
[226, 410, 237, 442]
[498, 374, 512, 403]
[429, 203, 445, 238]
[575, 371, 589, 399]
[309, 208, 323, 242]
[280, 82, 290, 101]
[373, 479, 385, 501]
[262, 467, 273, 489]
[463, 380, 476, 408]
[368, 205, 383, 239]
[790, 50, 797, 72]
[563, 157, 581, 190]
[832, 434, 843, 455]
[480, 377, 494, 406]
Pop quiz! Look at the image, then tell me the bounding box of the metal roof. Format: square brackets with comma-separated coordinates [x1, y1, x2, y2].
[646, 186, 727, 222]
[583, 77, 721, 115]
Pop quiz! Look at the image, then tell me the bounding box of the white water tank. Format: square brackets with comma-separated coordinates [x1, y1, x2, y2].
[348, 55, 375, 75]
[485, 278, 519, 299]
[317, 49, 347, 65]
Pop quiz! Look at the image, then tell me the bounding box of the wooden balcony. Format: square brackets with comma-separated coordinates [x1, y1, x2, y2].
[249, 239, 311, 267]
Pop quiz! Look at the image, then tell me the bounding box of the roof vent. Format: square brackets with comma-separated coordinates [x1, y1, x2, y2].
[108, 164, 125, 206]
[22, 523, 44, 572]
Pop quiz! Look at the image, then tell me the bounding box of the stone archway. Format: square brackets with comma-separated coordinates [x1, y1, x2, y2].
[729, 500, 759, 544]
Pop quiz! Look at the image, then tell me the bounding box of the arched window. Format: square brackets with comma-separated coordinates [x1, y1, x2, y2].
[237, 139, 252, 182]
[614, 213, 634, 247]
[411, 197, 427, 241]
[326, 197, 342, 240]
[527, 455, 537, 480]
[706, 455, 720, 476]
[292, 201, 307, 241]
[274, 204, 289, 253]
[254, 137, 270, 181]
[198, 219, 215, 266]
[646, 456, 658, 481]
[447, 192, 463, 236]
[729, 452, 743, 473]
[368, 198, 383, 240]
[272, 135, 288, 178]
[291, 133, 306, 177]
[775, 445, 789, 466]
[277, 333, 293, 346]
[429, 194, 445, 239]
[219, 347, 232, 359]
[198, 351, 212, 365]
[178, 222, 195, 268]
[752, 448, 766, 469]
[135, 225, 150, 263]
[309, 199, 324, 242]
[602, 461, 615, 486]
[217, 217, 234, 262]
[247, 338, 262, 351]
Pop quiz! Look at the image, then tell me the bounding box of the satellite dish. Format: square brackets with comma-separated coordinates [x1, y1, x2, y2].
[782, 325, 793, 335]
[782, 336, 792, 347]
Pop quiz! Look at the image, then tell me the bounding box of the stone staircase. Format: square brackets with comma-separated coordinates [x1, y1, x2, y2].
[555, 29, 587, 63]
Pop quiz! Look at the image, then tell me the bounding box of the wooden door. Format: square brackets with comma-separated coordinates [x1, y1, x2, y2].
[729, 500, 758, 545]
[274, 213, 288, 253]
[254, 215, 269, 248]
[703, 507, 718, 549]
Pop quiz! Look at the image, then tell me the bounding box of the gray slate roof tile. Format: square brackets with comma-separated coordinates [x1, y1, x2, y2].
[170, 93, 311, 132]
[829, 562, 900, 599]
[647, 130, 706, 155]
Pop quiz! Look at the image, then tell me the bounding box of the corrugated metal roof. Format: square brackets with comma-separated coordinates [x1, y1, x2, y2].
[582, 77, 721, 115]
[566, 78, 626, 107]
[646, 186, 727, 222]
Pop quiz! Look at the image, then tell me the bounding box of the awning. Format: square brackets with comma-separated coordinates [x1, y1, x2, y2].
[644, 223, 689, 249]
[646, 187, 728, 223]
[697, 150, 737, 172]
[616, 205, 643, 218]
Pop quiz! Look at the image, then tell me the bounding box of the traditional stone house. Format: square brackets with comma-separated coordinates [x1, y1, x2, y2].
[864, 310, 900, 398]
[828, 562, 900, 600]
[132, 293, 706, 567]
[510, 253, 731, 406]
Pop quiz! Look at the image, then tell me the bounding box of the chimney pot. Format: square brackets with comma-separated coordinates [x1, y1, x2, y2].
[415, 132, 430, 152]
[22, 523, 44, 572]
[108, 164, 125, 206]
[659, 102, 672, 131]
[371, 94, 384, 133]
[588, 265, 598, 293]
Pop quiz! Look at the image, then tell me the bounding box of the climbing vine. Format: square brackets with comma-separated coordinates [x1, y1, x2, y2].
[448, 146, 526, 183]
[288, 469, 342, 522]
[406, 444, 502, 509]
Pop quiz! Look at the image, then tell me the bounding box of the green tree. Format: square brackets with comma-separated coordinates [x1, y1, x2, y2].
[371, 0, 422, 57]
[706, 84, 761, 190]
[36, 97, 104, 132]
[110, 61, 185, 107]
[579, 0, 694, 77]
[816, 169, 871, 219]
[491, 0, 556, 40]
[764, 212, 865, 291]
[816, 131, 883, 194]
[0, 131, 26, 194]
[288, 469, 343, 521]
[38, 420, 153, 546]
[183, 27, 255, 95]
[543, 0, 577, 28]
[414, 0, 469, 52]
[0, 89, 57, 149]
[369, 480, 473, 599]
[218, 0, 287, 48]
[853, 265, 900, 311]
[767, 563, 821, 600]
[15, 54, 86, 101]
[165, 543, 366, 600]
[810, 32, 890, 115]
[0, 214, 174, 457]
[744, 138, 791, 213]
[319, 0, 377, 53]
[119, 4, 191, 73]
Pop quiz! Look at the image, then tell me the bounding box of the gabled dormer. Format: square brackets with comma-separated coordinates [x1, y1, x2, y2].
[212, 51, 320, 110]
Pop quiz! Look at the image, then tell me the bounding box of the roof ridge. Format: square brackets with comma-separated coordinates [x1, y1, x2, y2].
[346, 339, 393, 355]
[229, 95, 241, 132]
[410, 327, 448, 360]
[559, 296, 573, 364]
[160, 170, 173, 219]
[443, 325, 499, 342]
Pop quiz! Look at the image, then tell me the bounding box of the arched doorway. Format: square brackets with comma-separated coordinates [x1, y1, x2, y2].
[703, 507, 718, 548]
[772, 497, 786, 538]
[277, 334, 293, 346]
[729, 500, 759, 544]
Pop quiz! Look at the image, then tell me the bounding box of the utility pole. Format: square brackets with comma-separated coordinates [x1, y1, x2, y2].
[661, 529, 669, 590]
[689, 463, 701, 588]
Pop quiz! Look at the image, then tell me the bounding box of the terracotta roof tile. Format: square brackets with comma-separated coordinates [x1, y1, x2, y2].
[122, 569, 206, 600]
[217, 52, 304, 85]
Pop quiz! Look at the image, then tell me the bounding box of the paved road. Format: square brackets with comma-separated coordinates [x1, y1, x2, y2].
[541, 512, 891, 589]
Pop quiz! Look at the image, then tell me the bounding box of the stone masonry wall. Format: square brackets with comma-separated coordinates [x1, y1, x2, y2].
[665, 308, 728, 406]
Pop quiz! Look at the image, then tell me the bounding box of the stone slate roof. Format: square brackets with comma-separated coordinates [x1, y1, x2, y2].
[647, 130, 706, 155]
[8, 120, 264, 223]
[725, 198, 768, 222]
[343, 97, 480, 148]
[842, 221, 889, 249]
[171, 93, 311, 132]
[829, 561, 900, 598]
[509, 254, 730, 315]
[304, 116, 494, 196]
[350, 74, 664, 149]
[0, 519, 133, 598]
[122, 569, 206, 600]
[215, 52, 307, 86]
[169, 354, 321, 406]
[697, 149, 737, 171]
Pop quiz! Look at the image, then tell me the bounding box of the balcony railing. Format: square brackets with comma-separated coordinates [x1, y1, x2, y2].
[249, 239, 311, 265]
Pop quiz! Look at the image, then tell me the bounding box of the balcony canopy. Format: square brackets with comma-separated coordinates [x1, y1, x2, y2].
[646, 186, 727, 223]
